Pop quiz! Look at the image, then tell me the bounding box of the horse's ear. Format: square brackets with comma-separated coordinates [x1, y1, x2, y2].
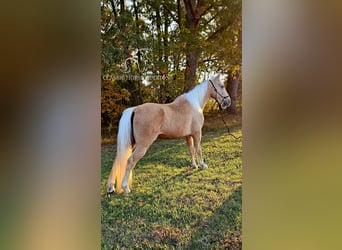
[215, 74, 220, 79]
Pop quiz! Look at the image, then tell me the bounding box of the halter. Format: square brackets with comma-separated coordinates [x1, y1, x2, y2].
[209, 79, 241, 140]
[208, 79, 230, 108]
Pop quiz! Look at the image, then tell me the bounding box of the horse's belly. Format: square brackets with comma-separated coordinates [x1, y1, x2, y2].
[159, 125, 191, 139]
[158, 134, 177, 139]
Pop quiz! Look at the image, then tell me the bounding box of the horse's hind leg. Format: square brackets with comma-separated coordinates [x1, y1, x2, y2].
[186, 136, 198, 168]
[121, 145, 149, 193]
[193, 131, 208, 169]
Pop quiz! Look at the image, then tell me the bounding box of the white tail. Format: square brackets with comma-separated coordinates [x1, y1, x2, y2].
[107, 107, 135, 193]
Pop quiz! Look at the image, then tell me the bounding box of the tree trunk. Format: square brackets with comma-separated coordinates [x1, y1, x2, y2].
[183, 0, 206, 91]
[163, 12, 169, 102]
[227, 71, 240, 114]
[184, 50, 199, 91]
[155, 9, 165, 103]
[120, 0, 125, 12]
[133, 0, 143, 104]
[183, 0, 198, 91]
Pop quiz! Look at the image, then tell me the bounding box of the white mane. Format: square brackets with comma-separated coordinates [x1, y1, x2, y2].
[183, 81, 209, 112]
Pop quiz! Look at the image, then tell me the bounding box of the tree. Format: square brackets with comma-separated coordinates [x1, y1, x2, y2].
[101, 0, 242, 131]
[182, 0, 241, 91]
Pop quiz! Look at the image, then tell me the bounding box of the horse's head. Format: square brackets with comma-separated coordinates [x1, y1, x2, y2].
[208, 74, 231, 109]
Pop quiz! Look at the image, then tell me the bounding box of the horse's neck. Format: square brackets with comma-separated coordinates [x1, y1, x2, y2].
[182, 81, 210, 112]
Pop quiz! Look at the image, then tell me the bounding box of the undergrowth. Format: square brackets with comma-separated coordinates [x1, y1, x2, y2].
[101, 127, 242, 249]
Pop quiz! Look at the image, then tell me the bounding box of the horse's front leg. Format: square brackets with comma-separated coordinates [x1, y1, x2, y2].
[193, 132, 208, 169]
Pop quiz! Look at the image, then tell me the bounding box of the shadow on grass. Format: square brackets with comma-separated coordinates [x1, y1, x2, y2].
[186, 185, 242, 250]
[101, 129, 242, 249]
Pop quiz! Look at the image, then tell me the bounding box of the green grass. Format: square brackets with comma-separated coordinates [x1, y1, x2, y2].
[101, 127, 242, 249]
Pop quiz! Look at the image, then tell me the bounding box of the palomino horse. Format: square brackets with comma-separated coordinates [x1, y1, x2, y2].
[107, 74, 231, 194]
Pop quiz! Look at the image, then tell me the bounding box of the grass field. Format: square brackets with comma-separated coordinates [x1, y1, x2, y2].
[101, 115, 242, 249]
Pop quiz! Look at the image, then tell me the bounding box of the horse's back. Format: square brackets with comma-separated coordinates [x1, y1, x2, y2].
[134, 102, 165, 124]
[132, 97, 202, 140]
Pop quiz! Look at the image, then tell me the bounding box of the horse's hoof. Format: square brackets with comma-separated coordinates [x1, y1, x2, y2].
[201, 164, 208, 169]
[107, 186, 115, 194]
[123, 187, 131, 194]
[191, 164, 198, 169]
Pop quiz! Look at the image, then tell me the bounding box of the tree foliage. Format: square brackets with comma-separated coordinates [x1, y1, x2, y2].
[101, 0, 241, 130]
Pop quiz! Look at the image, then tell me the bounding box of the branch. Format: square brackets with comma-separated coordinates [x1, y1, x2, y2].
[109, 0, 118, 19]
[202, 12, 218, 27]
[162, 2, 178, 23]
[201, 58, 220, 63]
[194, 1, 208, 19]
[201, 4, 213, 17]
[206, 23, 230, 42]
[177, 0, 182, 27]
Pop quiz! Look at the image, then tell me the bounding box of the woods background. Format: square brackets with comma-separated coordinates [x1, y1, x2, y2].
[101, 0, 242, 134]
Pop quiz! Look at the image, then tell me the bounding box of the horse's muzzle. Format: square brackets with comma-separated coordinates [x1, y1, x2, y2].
[220, 97, 231, 109]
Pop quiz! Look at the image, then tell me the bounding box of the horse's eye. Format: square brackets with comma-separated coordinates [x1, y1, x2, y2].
[221, 85, 224, 89]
